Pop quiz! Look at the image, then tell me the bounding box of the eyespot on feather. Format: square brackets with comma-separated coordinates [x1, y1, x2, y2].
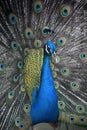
[76, 105, 85, 114]
[56, 37, 66, 46]
[8, 91, 14, 99]
[11, 41, 18, 51]
[0, 63, 5, 72]
[33, 1, 43, 13]
[59, 5, 72, 17]
[58, 101, 65, 110]
[25, 28, 33, 39]
[9, 13, 18, 24]
[42, 26, 50, 37]
[34, 39, 42, 48]
[61, 67, 70, 76]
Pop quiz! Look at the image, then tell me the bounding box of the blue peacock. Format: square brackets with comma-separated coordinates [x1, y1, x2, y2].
[31, 41, 59, 125]
[0, 0, 87, 130]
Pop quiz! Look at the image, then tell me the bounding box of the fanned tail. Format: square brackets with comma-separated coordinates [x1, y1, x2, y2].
[0, 0, 87, 130]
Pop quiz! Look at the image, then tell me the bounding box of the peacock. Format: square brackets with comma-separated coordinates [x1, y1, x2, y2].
[0, 0, 87, 130]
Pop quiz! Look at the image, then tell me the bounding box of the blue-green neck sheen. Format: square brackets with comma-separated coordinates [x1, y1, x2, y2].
[31, 51, 59, 124]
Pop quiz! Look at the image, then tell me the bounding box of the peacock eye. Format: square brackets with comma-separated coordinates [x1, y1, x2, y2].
[8, 91, 14, 99]
[79, 116, 85, 124]
[11, 41, 18, 51]
[0, 63, 5, 72]
[34, 39, 42, 48]
[21, 84, 26, 92]
[76, 105, 85, 114]
[9, 13, 18, 24]
[24, 104, 30, 113]
[69, 115, 74, 121]
[79, 52, 87, 61]
[59, 5, 71, 17]
[15, 117, 21, 127]
[42, 26, 50, 37]
[20, 123, 25, 128]
[25, 28, 33, 39]
[71, 81, 79, 90]
[17, 60, 23, 69]
[61, 67, 69, 76]
[58, 101, 65, 110]
[13, 74, 19, 83]
[24, 48, 30, 56]
[54, 81, 60, 89]
[56, 37, 66, 46]
[33, 1, 42, 13]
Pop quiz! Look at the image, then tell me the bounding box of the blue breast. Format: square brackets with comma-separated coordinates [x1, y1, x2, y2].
[30, 54, 59, 125]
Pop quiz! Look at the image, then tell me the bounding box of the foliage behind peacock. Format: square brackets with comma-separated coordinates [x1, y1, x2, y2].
[0, 0, 87, 130]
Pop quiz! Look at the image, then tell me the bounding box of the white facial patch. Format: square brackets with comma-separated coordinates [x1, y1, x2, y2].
[45, 45, 49, 54]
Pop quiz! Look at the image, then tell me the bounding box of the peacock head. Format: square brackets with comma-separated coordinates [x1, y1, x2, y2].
[44, 41, 57, 56]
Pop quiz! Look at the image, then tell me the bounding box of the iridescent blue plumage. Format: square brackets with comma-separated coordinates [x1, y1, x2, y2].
[30, 41, 59, 125]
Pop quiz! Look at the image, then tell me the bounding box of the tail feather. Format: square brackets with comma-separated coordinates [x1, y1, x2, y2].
[0, 0, 87, 129]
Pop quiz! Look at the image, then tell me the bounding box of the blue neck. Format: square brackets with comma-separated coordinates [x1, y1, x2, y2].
[31, 52, 59, 124]
[43, 54, 50, 66]
[39, 53, 55, 94]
